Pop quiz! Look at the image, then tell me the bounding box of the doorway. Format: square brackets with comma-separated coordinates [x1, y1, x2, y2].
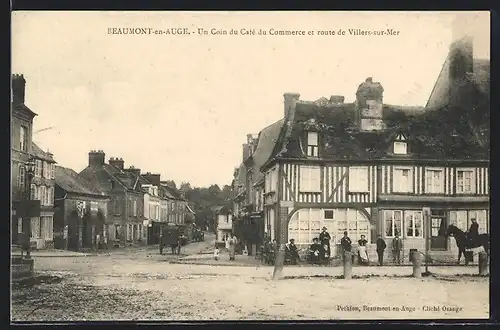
[430, 215, 447, 251]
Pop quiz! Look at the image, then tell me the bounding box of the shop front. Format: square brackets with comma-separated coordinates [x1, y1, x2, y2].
[287, 207, 373, 258]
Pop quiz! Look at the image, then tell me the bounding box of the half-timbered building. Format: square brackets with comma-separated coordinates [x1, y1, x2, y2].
[260, 38, 489, 262]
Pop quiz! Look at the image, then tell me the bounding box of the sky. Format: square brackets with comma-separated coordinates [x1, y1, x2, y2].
[11, 11, 490, 187]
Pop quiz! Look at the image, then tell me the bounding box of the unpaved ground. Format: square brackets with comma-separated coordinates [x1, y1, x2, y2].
[11, 247, 489, 321]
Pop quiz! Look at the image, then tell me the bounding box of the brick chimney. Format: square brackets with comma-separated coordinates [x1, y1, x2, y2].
[449, 36, 473, 81]
[109, 157, 124, 170]
[242, 143, 250, 162]
[355, 77, 385, 132]
[143, 172, 161, 186]
[12, 74, 26, 104]
[88, 150, 105, 167]
[284, 93, 300, 118]
[125, 166, 141, 177]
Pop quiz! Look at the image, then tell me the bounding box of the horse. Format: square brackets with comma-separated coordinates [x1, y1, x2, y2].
[445, 225, 489, 265]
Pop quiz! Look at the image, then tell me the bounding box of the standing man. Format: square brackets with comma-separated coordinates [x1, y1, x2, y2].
[376, 234, 386, 266]
[392, 234, 403, 265]
[340, 231, 352, 262]
[319, 227, 332, 261]
[467, 218, 479, 248]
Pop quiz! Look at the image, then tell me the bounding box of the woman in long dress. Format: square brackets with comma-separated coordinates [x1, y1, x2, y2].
[228, 236, 236, 260]
[357, 235, 369, 265]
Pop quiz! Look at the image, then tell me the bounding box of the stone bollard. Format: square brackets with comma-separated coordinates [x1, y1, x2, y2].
[478, 252, 488, 276]
[411, 250, 422, 278]
[273, 246, 285, 280]
[343, 251, 352, 279]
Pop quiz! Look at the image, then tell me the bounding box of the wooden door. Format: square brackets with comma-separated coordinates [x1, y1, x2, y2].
[430, 216, 447, 250]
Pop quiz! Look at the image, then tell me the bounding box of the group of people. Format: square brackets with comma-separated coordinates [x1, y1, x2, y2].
[338, 231, 370, 265]
[213, 234, 238, 261]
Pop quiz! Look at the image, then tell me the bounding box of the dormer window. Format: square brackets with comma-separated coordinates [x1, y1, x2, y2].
[393, 133, 408, 155]
[307, 131, 319, 157]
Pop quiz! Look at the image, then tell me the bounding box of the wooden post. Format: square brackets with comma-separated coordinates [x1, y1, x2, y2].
[478, 252, 488, 276]
[343, 251, 352, 279]
[411, 250, 422, 278]
[423, 208, 430, 273]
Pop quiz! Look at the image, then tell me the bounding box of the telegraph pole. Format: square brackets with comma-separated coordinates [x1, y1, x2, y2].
[423, 207, 431, 273]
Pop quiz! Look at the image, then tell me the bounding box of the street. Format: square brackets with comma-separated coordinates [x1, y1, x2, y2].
[11, 234, 489, 321]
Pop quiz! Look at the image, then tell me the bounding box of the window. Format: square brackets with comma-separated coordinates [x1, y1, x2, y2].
[393, 141, 407, 155]
[20, 125, 28, 152]
[113, 199, 120, 214]
[41, 216, 53, 240]
[425, 168, 444, 194]
[288, 208, 370, 245]
[18, 166, 26, 190]
[18, 218, 23, 234]
[393, 167, 413, 193]
[456, 169, 475, 194]
[307, 131, 319, 157]
[450, 210, 488, 234]
[31, 217, 41, 238]
[35, 160, 42, 177]
[384, 210, 402, 237]
[133, 200, 137, 216]
[348, 167, 369, 193]
[404, 211, 423, 238]
[299, 166, 321, 192]
[115, 225, 121, 240]
[138, 225, 143, 241]
[39, 186, 46, 205]
[51, 163, 55, 179]
[47, 187, 53, 206]
[30, 184, 36, 200]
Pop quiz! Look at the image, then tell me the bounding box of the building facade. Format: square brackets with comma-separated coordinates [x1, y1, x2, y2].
[11, 74, 57, 249]
[54, 166, 110, 251]
[216, 206, 233, 243]
[260, 37, 489, 263]
[79, 152, 145, 248]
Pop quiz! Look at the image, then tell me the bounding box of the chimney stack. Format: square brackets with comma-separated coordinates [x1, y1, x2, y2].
[88, 150, 105, 167]
[12, 74, 26, 104]
[449, 36, 473, 81]
[242, 143, 250, 161]
[109, 157, 125, 170]
[355, 77, 385, 132]
[284, 93, 300, 118]
[125, 166, 141, 177]
[143, 172, 161, 186]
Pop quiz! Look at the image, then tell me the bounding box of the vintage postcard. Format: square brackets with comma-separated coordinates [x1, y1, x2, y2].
[10, 11, 490, 321]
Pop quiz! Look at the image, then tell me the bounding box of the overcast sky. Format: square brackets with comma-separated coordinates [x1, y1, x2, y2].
[11, 11, 489, 187]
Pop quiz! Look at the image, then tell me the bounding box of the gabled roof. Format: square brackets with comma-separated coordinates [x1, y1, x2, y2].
[55, 165, 107, 197]
[263, 94, 488, 168]
[79, 164, 143, 193]
[32, 142, 56, 163]
[251, 119, 284, 181]
[159, 183, 184, 201]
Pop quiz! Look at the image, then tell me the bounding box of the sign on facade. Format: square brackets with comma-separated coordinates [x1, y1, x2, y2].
[77, 201, 86, 218]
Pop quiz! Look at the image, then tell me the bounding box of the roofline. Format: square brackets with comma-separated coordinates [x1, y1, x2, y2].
[425, 51, 451, 109]
[64, 190, 111, 199]
[102, 166, 128, 190]
[12, 102, 38, 118]
[268, 157, 490, 165]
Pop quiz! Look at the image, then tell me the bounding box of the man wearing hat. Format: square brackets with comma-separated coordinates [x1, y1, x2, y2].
[319, 226, 332, 261]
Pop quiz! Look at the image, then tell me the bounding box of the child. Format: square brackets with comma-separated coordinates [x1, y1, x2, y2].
[213, 245, 220, 261]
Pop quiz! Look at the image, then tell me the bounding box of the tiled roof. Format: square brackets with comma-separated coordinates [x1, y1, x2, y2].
[55, 165, 107, 197]
[264, 92, 489, 167]
[32, 142, 56, 163]
[79, 164, 142, 193]
[12, 101, 37, 118]
[159, 184, 184, 200]
[251, 119, 284, 182]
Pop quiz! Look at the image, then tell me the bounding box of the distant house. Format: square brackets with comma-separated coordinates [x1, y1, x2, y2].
[215, 205, 232, 243]
[231, 120, 284, 255]
[79, 152, 145, 247]
[54, 165, 110, 251]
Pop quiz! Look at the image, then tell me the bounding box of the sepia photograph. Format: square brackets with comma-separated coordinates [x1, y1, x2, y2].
[10, 11, 490, 322]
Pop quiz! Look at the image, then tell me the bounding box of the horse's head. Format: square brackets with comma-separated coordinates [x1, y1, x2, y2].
[446, 224, 462, 237]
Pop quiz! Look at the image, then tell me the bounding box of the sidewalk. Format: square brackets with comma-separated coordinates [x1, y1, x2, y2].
[11, 249, 92, 258]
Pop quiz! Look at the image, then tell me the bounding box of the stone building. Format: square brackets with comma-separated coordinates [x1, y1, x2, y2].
[79, 151, 145, 247]
[54, 165, 110, 251]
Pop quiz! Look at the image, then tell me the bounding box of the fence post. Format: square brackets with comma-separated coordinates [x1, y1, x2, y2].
[411, 250, 422, 278]
[343, 251, 352, 279]
[478, 252, 488, 276]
